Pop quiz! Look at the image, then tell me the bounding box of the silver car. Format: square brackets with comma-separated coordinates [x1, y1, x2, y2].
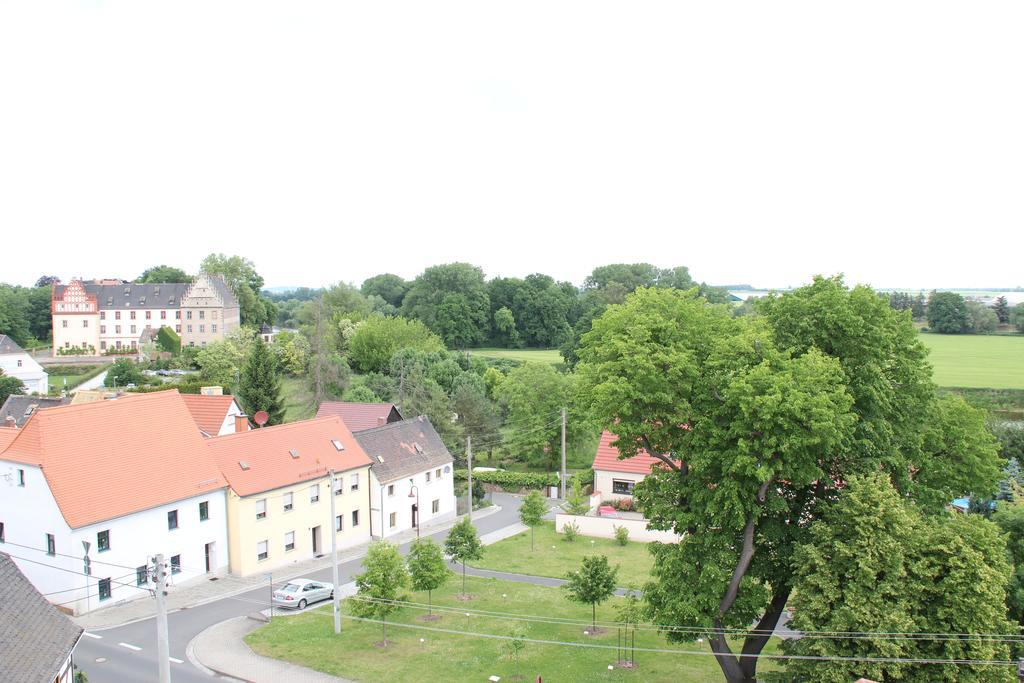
[272, 579, 334, 610]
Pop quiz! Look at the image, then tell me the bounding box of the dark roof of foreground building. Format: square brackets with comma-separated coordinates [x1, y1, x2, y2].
[354, 415, 454, 484]
[0, 395, 70, 427]
[0, 552, 83, 683]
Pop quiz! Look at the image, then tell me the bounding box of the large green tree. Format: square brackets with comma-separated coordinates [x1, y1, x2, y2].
[1012, 302, 1024, 334]
[347, 316, 444, 373]
[350, 542, 409, 644]
[361, 274, 410, 309]
[575, 279, 1003, 683]
[137, 265, 190, 283]
[993, 296, 1011, 324]
[406, 538, 452, 617]
[200, 253, 276, 327]
[927, 290, 972, 333]
[237, 338, 285, 425]
[401, 263, 490, 347]
[0, 373, 26, 404]
[782, 473, 1016, 683]
[494, 362, 574, 469]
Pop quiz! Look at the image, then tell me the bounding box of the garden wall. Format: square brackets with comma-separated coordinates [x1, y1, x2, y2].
[554, 512, 682, 544]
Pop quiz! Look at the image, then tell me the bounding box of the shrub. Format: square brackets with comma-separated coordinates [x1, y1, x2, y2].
[563, 521, 580, 542]
[614, 525, 629, 546]
[156, 326, 181, 355]
[563, 478, 590, 515]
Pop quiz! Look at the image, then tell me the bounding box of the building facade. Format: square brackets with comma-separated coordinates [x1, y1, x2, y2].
[206, 417, 373, 577]
[0, 335, 48, 394]
[592, 430, 677, 502]
[355, 416, 456, 539]
[51, 274, 240, 355]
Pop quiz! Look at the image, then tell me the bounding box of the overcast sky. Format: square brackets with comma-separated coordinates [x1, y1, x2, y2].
[1, 1, 1021, 291]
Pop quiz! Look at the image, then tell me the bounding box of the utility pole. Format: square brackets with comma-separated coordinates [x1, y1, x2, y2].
[152, 554, 171, 683]
[560, 407, 567, 499]
[466, 436, 473, 522]
[329, 469, 341, 634]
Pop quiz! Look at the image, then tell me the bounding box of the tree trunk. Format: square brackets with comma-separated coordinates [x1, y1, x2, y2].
[592, 603, 596, 631]
[531, 526, 535, 551]
[738, 587, 791, 681]
[382, 615, 387, 644]
[428, 589, 433, 617]
[462, 560, 467, 595]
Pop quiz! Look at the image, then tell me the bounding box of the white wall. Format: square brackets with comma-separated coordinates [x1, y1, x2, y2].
[0, 457, 229, 614]
[0, 351, 48, 394]
[216, 400, 245, 436]
[369, 466, 456, 539]
[594, 469, 646, 502]
[554, 512, 682, 544]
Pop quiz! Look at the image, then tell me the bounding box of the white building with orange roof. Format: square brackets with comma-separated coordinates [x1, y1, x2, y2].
[180, 390, 246, 437]
[0, 390, 230, 615]
[206, 416, 374, 577]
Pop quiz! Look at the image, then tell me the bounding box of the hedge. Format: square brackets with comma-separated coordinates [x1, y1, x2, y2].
[453, 469, 591, 490]
[156, 326, 181, 355]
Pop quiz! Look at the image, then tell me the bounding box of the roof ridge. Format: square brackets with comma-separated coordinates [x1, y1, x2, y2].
[206, 415, 343, 442]
[356, 415, 428, 434]
[34, 389, 178, 418]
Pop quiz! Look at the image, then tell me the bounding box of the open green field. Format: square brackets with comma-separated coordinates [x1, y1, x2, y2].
[919, 334, 1024, 389]
[469, 521, 655, 587]
[246, 575, 778, 682]
[470, 347, 564, 364]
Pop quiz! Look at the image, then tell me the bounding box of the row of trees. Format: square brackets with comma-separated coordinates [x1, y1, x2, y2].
[927, 290, 1024, 334]
[575, 277, 1010, 682]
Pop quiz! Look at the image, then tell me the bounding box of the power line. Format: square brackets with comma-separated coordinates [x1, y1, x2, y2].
[2, 539, 149, 572]
[4, 553, 151, 594]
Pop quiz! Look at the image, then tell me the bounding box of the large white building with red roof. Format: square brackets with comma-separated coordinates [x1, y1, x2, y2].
[0, 391, 230, 614]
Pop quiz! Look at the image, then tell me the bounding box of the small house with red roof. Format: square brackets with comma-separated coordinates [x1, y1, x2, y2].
[592, 430, 674, 502]
[0, 390, 230, 615]
[315, 401, 403, 432]
[180, 392, 246, 437]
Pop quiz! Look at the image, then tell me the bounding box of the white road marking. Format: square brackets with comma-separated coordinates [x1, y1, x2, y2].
[170, 657, 184, 664]
[82, 632, 102, 639]
[118, 642, 142, 651]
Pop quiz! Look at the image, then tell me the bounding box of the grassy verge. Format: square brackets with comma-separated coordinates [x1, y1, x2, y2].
[280, 376, 316, 422]
[468, 521, 656, 587]
[246, 575, 777, 682]
[919, 333, 1024, 389]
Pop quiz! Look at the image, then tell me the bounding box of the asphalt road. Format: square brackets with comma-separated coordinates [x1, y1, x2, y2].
[75, 493, 527, 683]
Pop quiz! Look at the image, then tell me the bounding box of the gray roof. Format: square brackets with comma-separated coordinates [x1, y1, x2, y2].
[53, 274, 238, 309]
[0, 553, 83, 683]
[0, 334, 26, 355]
[354, 416, 454, 484]
[0, 395, 70, 427]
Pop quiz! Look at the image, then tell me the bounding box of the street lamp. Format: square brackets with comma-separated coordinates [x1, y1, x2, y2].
[408, 485, 420, 538]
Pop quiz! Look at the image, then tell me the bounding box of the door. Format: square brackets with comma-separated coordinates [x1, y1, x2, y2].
[311, 526, 321, 555]
[411, 503, 418, 529]
[205, 542, 215, 572]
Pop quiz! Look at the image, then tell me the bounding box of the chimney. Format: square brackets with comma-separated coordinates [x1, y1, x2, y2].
[377, 416, 386, 426]
[235, 414, 251, 433]
[3, 416, 16, 429]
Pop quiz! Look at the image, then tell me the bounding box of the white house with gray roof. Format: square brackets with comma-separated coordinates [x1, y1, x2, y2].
[0, 335, 48, 394]
[354, 416, 457, 539]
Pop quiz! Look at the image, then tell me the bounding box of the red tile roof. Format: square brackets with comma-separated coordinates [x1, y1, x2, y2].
[181, 394, 241, 437]
[592, 430, 676, 475]
[0, 391, 227, 529]
[206, 416, 373, 497]
[0, 429, 17, 452]
[315, 402, 402, 432]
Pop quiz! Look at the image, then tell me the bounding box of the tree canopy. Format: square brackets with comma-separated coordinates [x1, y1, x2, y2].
[927, 291, 972, 333]
[351, 542, 409, 644]
[348, 316, 445, 373]
[238, 339, 285, 425]
[137, 265, 190, 283]
[401, 263, 491, 347]
[361, 273, 410, 309]
[563, 555, 619, 631]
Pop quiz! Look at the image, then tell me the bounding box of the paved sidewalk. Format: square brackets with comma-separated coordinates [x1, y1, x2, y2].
[75, 505, 502, 631]
[188, 616, 353, 683]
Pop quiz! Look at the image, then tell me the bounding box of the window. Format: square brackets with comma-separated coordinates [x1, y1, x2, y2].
[351, 510, 359, 527]
[115, 325, 121, 334]
[612, 479, 635, 495]
[100, 341, 106, 350]
[83, 320, 88, 328]
[98, 577, 112, 601]
[436, 468, 442, 479]
[389, 512, 397, 528]
[426, 471, 432, 483]
[255, 499, 267, 520]
[136, 565, 148, 586]
[100, 325, 106, 334]
[199, 501, 209, 521]
[46, 534, 55, 556]
[175, 325, 181, 333]
[130, 325, 137, 334]
[115, 341, 122, 349]
[432, 499, 440, 514]
[284, 531, 295, 552]
[0, 522, 5, 543]
[335, 515, 343, 532]
[17, 469, 24, 486]
[100, 312, 106, 320]
[17, 359, 22, 367]
[213, 310, 218, 319]
[170, 555, 181, 574]
[115, 311, 121, 320]
[387, 484, 395, 497]
[334, 476, 343, 496]
[175, 311, 181, 320]
[350, 473, 359, 492]
[167, 509, 178, 530]
[211, 324, 217, 333]
[257, 540, 268, 561]
[145, 311, 151, 320]
[130, 311, 136, 320]
[310, 484, 320, 504]
[97, 530, 110, 552]
[283, 492, 293, 511]
[161, 310, 166, 320]
[199, 325, 205, 333]
[186, 311, 192, 320]
[187, 325, 192, 333]
[199, 310, 205, 319]
[62, 319, 68, 328]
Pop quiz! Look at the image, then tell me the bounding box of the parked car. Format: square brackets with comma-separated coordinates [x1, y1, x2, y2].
[272, 579, 334, 610]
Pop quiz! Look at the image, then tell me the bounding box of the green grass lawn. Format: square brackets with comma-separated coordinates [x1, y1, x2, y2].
[919, 333, 1024, 389]
[470, 347, 564, 365]
[246, 575, 778, 682]
[468, 522, 656, 587]
[280, 376, 316, 422]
